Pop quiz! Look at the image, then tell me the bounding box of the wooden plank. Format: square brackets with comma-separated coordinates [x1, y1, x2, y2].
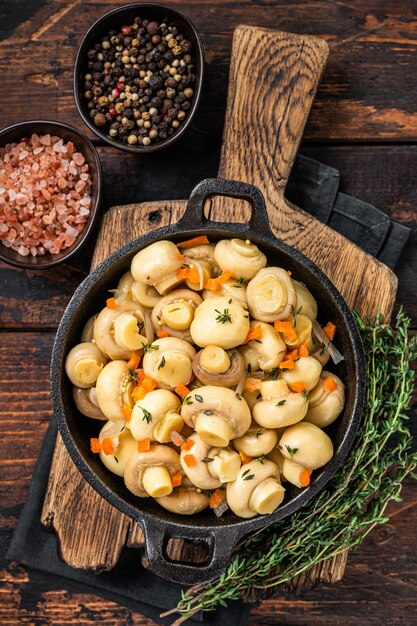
[2, 1, 417, 141]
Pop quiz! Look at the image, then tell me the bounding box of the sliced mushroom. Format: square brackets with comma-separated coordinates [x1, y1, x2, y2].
[98, 421, 138, 477]
[131, 240, 184, 294]
[181, 385, 252, 447]
[293, 280, 318, 320]
[246, 267, 296, 322]
[142, 337, 196, 390]
[304, 372, 345, 428]
[226, 459, 285, 518]
[151, 289, 202, 341]
[247, 321, 286, 369]
[214, 238, 266, 280]
[280, 355, 322, 392]
[80, 315, 97, 342]
[65, 342, 107, 388]
[190, 295, 250, 349]
[179, 433, 221, 490]
[279, 422, 334, 469]
[124, 444, 181, 498]
[203, 278, 248, 309]
[72, 386, 106, 420]
[192, 347, 245, 387]
[233, 423, 278, 457]
[130, 389, 182, 442]
[156, 487, 209, 515]
[252, 380, 308, 428]
[95, 360, 133, 421]
[93, 299, 149, 360]
[206, 446, 241, 483]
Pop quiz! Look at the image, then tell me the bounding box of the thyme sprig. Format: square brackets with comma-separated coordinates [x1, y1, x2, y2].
[164, 310, 417, 625]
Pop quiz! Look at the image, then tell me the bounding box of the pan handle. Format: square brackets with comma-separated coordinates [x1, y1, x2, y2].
[177, 178, 274, 238]
[141, 518, 242, 585]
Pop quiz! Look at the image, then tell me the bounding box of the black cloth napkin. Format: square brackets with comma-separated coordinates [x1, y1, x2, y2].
[6, 421, 251, 626]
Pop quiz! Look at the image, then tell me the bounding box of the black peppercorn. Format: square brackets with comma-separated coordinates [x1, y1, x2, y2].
[148, 75, 162, 90]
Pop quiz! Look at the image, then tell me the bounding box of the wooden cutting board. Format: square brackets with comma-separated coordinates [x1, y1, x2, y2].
[41, 26, 397, 594]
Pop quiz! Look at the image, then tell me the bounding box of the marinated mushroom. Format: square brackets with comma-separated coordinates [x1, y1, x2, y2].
[65, 342, 107, 388]
[181, 385, 252, 447]
[124, 444, 181, 498]
[142, 337, 196, 390]
[281, 313, 313, 349]
[95, 359, 133, 421]
[130, 389, 182, 442]
[226, 459, 285, 518]
[72, 386, 106, 420]
[190, 295, 250, 349]
[156, 486, 209, 515]
[151, 289, 202, 341]
[279, 422, 334, 469]
[239, 345, 260, 374]
[179, 433, 221, 490]
[214, 238, 266, 280]
[80, 315, 97, 342]
[280, 355, 322, 392]
[203, 278, 248, 308]
[293, 280, 318, 320]
[252, 380, 308, 428]
[192, 346, 245, 387]
[131, 240, 184, 294]
[246, 321, 286, 369]
[304, 372, 345, 428]
[233, 423, 278, 458]
[206, 446, 241, 483]
[93, 299, 150, 360]
[246, 267, 296, 322]
[98, 421, 138, 477]
[282, 457, 311, 488]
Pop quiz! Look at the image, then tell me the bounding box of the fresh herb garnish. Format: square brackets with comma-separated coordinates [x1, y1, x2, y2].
[285, 445, 298, 457]
[114, 456, 119, 463]
[142, 342, 159, 352]
[291, 305, 303, 328]
[215, 308, 232, 324]
[265, 367, 279, 380]
[230, 351, 236, 361]
[234, 277, 244, 287]
[254, 339, 263, 344]
[203, 409, 214, 415]
[243, 473, 255, 481]
[202, 457, 214, 464]
[257, 455, 265, 464]
[141, 408, 152, 423]
[242, 468, 251, 478]
[247, 363, 252, 374]
[195, 394, 203, 403]
[182, 395, 193, 406]
[255, 428, 263, 438]
[302, 389, 309, 403]
[276, 399, 286, 407]
[157, 356, 166, 370]
[127, 368, 139, 384]
[228, 298, 232, 304]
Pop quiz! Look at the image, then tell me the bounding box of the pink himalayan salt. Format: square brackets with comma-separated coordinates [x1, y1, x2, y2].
[0, 133, 93, 257]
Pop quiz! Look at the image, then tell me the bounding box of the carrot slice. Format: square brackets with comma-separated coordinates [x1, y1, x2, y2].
[106, 297, 117, 309]
[171, 471, 182, 487]
[90, 438, 101, 453]
[204, 271, 233, 291]
[187, 267, 200, 284]
[121, 405, 132, 422]
[177, 235, 209, 248]
[177, 268, 191, 281]
[279, 360, 296, 370]
[291, 381, 308, 394]
[300, 468, 311, 487]
[157, 330, 169, 338]
[101, 437, 115, 455]
[183, 454, 196, 468]
[127, 353, 140, 370]
[170, 430, 186, 447]
[286, 349, 299, 361]
[274, 320, 297, 342]
[142, 376, 157, 392]
[324, 376, 337, 394]
[209, 488, 225, 509]
[299, 342, 309, 357]
[323, 321, 336, 341]
[242, 325, 262, 344]
[138, 438, 151, 452]
[239, 451, 253, 465]
[181, 439, 194, 451]
[133, 385, 147, 401]
[175, 383, 191, 399]
[244, 377, 262, 393]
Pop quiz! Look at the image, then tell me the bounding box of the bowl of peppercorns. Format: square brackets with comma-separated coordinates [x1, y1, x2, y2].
[74, 3, 204, 152]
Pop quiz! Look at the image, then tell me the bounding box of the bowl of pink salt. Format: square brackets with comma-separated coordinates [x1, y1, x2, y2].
[0, 120, 102, 269]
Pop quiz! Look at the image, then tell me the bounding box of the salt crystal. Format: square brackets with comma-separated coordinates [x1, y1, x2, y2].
[30, 247, 38, 256]
[79, 197, 91, 206]
[19, 151, 29, 160]
[0, 187, 5, 195]
[65, 226, 79, 237]
[17, 245, 29, 256]
[8, 189, 16, 201]
[79, 207, 90, 216]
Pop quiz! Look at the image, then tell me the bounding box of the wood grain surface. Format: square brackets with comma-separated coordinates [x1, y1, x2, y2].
[2, 1, 417, 625]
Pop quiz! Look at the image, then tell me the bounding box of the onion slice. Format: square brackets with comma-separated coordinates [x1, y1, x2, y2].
[312, 320, 344, 365]
[143, 309, 154, 343]
[213, 497, 229, 517]
[235, 374, 248, 397]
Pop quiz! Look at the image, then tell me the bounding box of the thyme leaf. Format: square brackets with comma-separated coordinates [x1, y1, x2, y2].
[285, 445, 298, 457]
[157, 356, 166, 370]
[215, 308, 232, 324]
[141, 408, 152, 423]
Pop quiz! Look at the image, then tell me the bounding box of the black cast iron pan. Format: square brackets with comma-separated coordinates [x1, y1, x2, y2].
[51, 178, 365, 585]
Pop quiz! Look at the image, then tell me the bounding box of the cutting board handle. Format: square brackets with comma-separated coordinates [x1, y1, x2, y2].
[212, 26, 328, 212]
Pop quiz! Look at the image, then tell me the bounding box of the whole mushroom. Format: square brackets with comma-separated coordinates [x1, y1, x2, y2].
[142, 337, 196, 390]
[65, 342, 107, 388]
[252, 380, 308, 429]
[279, 422, 334, 469]
[233, 423, 278, 458]
[304, 372, 345, 428]
[205, 446, 241, 483]
[151, 289, 202, 341]
[98, 421, 138, 477]
[131, 240, 184, 294]
[72, 386, 106, 420]
[190, 295, 250, 349]
[214, 238, 266, 280]
[293, 280, 318, 320]
[95, 359, 133, 421]
[118, 270, 161, 309]
[124, 444, 181, 498]
[192, 346, 245, 387]
[156, 485, 209, 515]
[130, 389, 183, 443]
[180, 385, 252, 447]
[246, 267, 296, 322]
[203, 278, 248, 308]
[179, 433, 221, 490]
[80, 315, 97, 342]
[246, 321, 286, 369]
[281, 457, 311, 488]
[93, 299, 150, 360]
[226, 459, 285, 518]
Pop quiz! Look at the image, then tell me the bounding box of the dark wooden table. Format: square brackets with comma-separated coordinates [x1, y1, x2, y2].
[1, 1, 417, 624]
